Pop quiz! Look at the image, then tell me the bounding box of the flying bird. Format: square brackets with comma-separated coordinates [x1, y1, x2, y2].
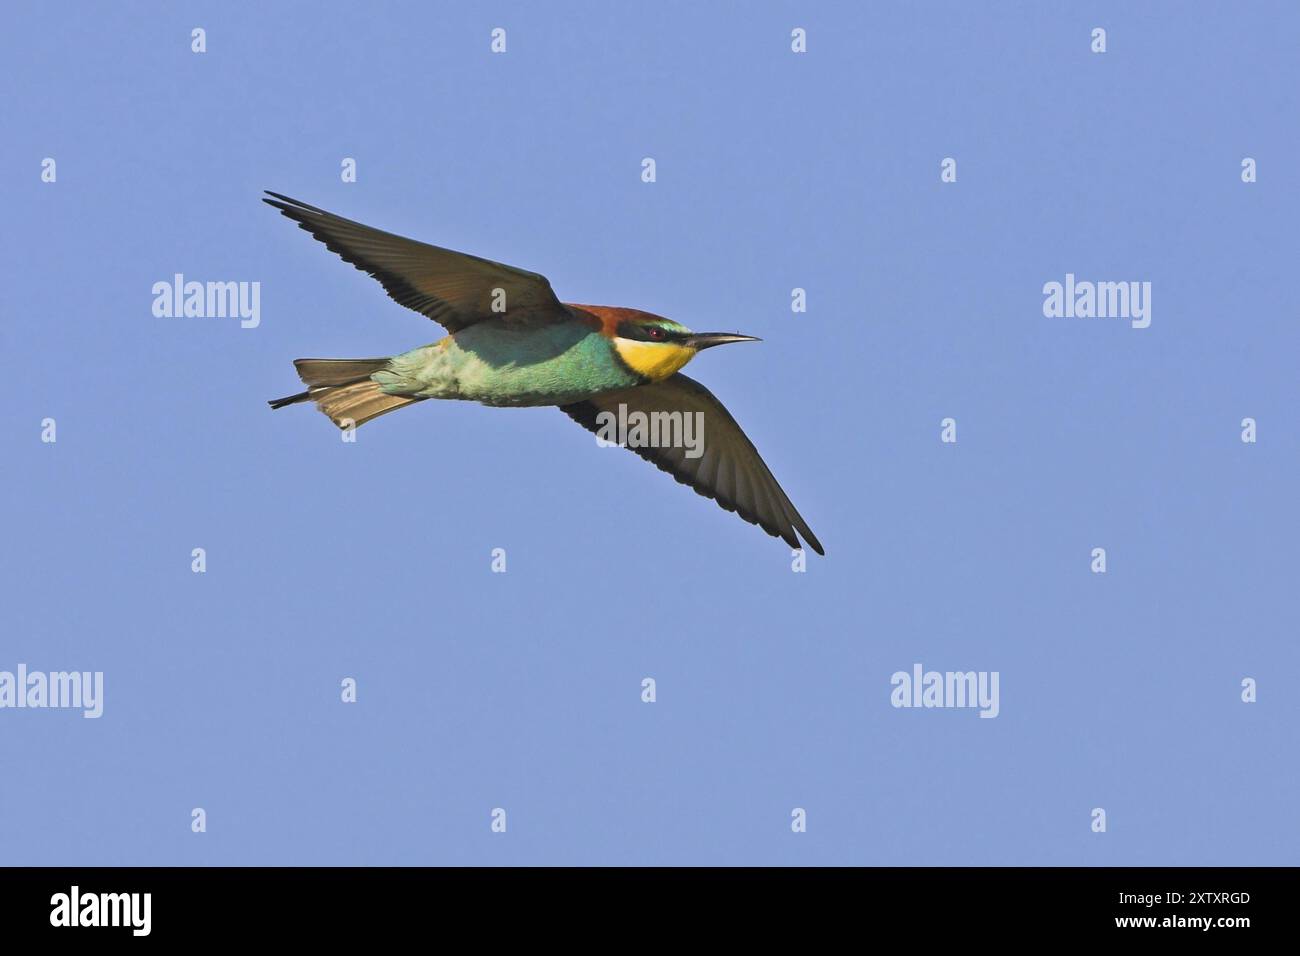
[264, 192, 823, 555]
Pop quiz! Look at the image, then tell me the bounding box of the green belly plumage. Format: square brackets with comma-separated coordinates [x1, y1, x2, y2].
[373, 320, 641, 407]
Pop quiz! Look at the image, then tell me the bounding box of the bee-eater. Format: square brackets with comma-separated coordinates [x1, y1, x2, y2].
[264, 192, 823, 555]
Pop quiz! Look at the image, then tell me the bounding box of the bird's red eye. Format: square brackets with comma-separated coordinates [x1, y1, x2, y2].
[647, 327, 665, 341]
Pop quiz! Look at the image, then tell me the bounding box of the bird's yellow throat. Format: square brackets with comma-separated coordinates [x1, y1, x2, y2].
[612, 338, 696, 381]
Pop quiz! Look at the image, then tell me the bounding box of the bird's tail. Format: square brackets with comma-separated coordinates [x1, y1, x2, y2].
[268, 358, 422, 429]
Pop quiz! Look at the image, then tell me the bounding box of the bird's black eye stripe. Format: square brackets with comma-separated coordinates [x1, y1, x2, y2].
[617, 320, 680, 343]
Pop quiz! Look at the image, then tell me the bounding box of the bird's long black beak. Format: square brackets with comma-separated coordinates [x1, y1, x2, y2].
[685, 332, 762, 350]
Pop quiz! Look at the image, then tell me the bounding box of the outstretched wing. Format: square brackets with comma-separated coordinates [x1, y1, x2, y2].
[263, 192, 570, 333]
[561, 373, 824, 554]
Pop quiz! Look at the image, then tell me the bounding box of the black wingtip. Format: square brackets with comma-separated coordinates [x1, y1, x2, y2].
[263, 190, 326, 215]
[793, 523, 825, 556]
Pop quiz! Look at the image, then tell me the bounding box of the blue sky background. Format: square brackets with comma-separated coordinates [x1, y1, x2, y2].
[2, 1, 1296, 865]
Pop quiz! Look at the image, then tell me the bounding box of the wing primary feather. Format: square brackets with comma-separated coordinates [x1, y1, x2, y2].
[559, 374, 824, 554]
[262, 191, 568, 333]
